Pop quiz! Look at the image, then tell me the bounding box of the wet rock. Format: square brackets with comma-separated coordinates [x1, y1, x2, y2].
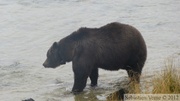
[22, 98, 35, 101]
[107, 88, 128, 101]
[107, 81, 141, 101]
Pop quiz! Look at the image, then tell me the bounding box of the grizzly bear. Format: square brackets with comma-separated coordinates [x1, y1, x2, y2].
[43, 22, 147, 93]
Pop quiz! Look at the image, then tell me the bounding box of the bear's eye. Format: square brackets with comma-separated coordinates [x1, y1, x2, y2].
[47, 49, 53, 57]
[46, 50, 50, 57]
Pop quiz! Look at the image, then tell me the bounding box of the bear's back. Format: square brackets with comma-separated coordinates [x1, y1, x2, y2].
[68, 22, 138, 41]
[66, 22, 145, 51]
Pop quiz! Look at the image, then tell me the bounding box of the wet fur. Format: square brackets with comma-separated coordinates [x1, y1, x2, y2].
[43, 22, 147, 93]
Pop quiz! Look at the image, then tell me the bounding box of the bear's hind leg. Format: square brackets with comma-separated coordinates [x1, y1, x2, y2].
[126, 63, 143, 83]
[89, 68, 98, 87]
[127, 69, 141, 83]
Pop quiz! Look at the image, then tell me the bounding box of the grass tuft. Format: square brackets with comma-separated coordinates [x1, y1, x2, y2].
[107, 58, 180, 100]
[152, 59, 180, 94]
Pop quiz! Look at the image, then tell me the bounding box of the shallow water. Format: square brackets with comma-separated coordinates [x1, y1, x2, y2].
[0, 0, 180, 101]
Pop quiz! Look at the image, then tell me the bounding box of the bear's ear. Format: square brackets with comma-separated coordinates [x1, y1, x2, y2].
[53, 42, 58, 48]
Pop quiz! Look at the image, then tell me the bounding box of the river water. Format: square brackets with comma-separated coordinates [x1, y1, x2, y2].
[0, 0, 180, 101]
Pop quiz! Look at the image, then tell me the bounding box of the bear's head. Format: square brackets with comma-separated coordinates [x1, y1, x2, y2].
[43, 42, 66, 68]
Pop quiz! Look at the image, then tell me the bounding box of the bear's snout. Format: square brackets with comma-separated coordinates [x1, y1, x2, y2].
[43, 60, 49, 68]
[43, 59, 58, 68]
[43, 62, 48, 68]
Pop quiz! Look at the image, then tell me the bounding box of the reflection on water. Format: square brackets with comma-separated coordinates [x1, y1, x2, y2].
[75, 90, 101, 101]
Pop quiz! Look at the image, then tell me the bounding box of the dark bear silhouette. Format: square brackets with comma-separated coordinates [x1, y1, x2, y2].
[43, 22, 147, 93]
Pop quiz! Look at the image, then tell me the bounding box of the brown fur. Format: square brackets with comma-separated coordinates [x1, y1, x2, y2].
[43, 22, 147, 93]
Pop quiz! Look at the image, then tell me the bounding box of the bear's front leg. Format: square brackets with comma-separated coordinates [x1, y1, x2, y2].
[72, 62, 89, 93]
[72, 72, 88, 93]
